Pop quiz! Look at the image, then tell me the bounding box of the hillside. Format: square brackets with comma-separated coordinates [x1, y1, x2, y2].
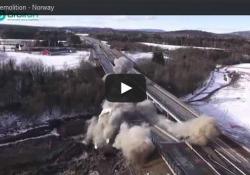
[230, 31, 250, 39]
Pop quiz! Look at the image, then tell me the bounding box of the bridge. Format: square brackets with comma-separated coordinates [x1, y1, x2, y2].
[80, 35, 250, 175]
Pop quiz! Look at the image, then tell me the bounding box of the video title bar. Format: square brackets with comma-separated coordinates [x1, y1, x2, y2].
[0, 0, 249, 15]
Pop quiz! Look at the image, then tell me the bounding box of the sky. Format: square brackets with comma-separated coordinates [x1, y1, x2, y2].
[1, 15, 250, 33]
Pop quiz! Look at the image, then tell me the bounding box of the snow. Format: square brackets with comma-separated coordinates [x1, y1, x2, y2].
[76, 33, 89, 36]
[122, 51, 153, 62]
[186, 64, 250, 146]
[0, 133, 56, 147]
[0, 110, 91, 137]
[3, 51, 90, 70]
[228, 63, 250, 74]
[122, 51, 168, 63]
[101, 40, 110, 47]
[51, 128, 60, 136]
[183, 67, 231, 101]
[140, 42, 224, 51]
[0, 45, 15, 52]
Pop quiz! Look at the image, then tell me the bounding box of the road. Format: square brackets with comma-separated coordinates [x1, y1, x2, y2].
[80, 35, 250, 175]
[141, 75, 250, 175]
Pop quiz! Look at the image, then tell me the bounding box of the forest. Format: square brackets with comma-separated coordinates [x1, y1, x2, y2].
[0, 56, 104, 117]
[137, 48, 248, 96]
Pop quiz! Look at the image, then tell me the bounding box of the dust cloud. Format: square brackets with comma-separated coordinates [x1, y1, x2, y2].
[83, 99, 220, 163]
[113, 122, 155, 164]
[157, 115, 220, 146]
[113, 56, 133, 73]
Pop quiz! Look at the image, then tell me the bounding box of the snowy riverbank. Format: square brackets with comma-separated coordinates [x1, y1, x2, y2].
[185, 64, 250, 146]
[1, 51, 90, 70]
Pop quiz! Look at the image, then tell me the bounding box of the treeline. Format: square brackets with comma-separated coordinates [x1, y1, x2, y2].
[138, 48, 250, 97]
[34, 31, 82, 47]
[0, 59, 104, 117]
[91, 30, 250, 53]
[109, 41, 162, 52]
[0, 25, 39, 39]
[0, 25, 82, 47]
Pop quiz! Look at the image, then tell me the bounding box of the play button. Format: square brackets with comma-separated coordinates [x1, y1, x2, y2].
[121, 82, 132, 94]
[105, 74, 146, 102]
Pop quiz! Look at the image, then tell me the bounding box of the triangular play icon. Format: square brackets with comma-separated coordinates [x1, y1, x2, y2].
[121, 82, 132, 94]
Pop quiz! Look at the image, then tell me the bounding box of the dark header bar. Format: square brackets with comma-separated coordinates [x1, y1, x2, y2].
[0, 0, 250, 15]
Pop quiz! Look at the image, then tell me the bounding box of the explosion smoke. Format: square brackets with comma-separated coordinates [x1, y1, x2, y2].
[113, 56, 133, 73]
[83, 117, 98, 145]
[85, 49, 220, 160]
[136, 100, 220, 146]
[136, 100, 158, 118]
[113, 122, 155, 164]
[162, 116, 220, 146]
[83, 101, 136, 148]
[84, 99, 220, 163]
[83, 116, 108, 148]
[83, 100, 156, 163]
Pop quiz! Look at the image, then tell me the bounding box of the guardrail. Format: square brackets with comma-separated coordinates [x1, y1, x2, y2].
[90, 38, 250, 175]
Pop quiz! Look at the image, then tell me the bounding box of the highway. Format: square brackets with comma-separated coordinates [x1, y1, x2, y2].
[139, 73, 250, 175]
[80, 35, 250, 175]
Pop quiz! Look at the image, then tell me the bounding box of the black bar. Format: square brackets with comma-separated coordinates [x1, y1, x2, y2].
[0, 0, 250, 15]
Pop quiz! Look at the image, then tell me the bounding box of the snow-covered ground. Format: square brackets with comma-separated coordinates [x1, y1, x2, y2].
[186, 64, 250, 146]
[0, 110, 92, 137]
[0, 45, 15, 52]
[2, 51, 90, 70]
[76, 33, 89, 37]
[184, 67, 231, 102]
[101, 40, 110, 47]
[140, 42, 224, 51]
[122, 51, 153, 63]
[122, 51, 168, 63]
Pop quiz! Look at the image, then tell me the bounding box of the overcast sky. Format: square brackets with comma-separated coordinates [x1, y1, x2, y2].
[1, 16, 250, 33]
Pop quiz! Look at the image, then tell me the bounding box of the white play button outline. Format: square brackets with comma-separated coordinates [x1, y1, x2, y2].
[121, 82, 132, 94]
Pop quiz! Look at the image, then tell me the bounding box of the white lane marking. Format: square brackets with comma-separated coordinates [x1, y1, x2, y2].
[148, 88, 248, 166]
[97, 38, 249, 173]
[146, 92, 181, 123]
[153, 125, 221, 175]
[215, 138, 249, 163]
[160, 154, 178, 175]
[215, 150, 247, 175]
[242, 145, 250, 153]
[185, 142, 221, 175]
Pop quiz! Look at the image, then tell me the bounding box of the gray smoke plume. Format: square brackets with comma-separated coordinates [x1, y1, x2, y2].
[83, 116, 108, 148]
[113, 122, 155, 164]
[83, 117, 98, 145]
[113, 56, 133, 73]
[83, 101, 137, 148]
[161, 116, 220, 146]
[84, 99, 220, 163]
[136, 100, 220, 146]
[136, 100, 158, 119]
[82, 100, 156, 164]
[155, 115, 220, 145]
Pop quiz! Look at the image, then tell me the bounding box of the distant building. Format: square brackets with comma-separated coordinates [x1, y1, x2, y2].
[41, 49, 50, 55]
[40, 48, 75, 56]
[0, 39, 37, 51]
[58, 40, 69, 47]
[0, 39, 70, 52]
